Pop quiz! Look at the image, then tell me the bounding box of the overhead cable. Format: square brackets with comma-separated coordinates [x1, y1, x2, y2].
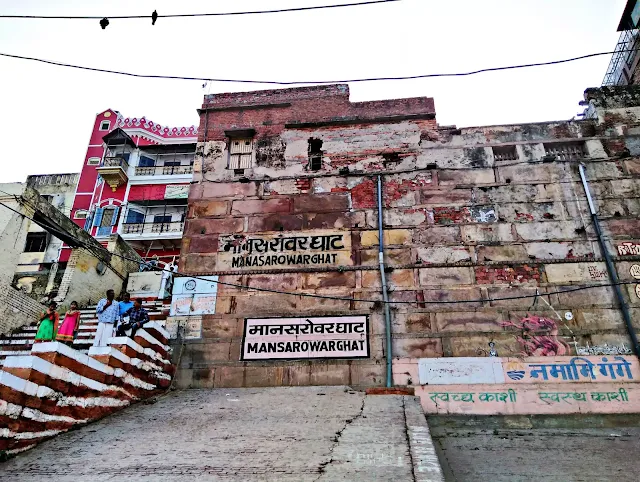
[0, 49, 634, 85]
[1, 199, 637, 307]
[0, 1, 400, 20]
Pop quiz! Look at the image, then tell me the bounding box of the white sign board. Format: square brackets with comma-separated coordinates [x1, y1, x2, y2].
[170, 275, 218, 316]
[418, 357, 505, 385]
[241, 316, 369, 361]
[164, 316, 203, 340]
[164, 184, 189, 199]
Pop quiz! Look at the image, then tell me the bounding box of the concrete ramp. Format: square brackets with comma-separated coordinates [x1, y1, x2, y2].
[0, 386, 443, 481]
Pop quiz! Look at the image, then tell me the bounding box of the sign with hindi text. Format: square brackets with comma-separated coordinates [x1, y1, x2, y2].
[241, 316, 368, 360]
[170, 275, 218, 316]
[218, 230, 352, 270]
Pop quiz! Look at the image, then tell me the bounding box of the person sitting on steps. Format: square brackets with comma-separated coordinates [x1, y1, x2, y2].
[116, 298, 150, 338]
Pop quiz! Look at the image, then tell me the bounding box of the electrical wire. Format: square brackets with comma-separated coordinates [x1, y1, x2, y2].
[1, 197, 638, 307]
[0, 49, 635, 86]
[78, 246, 640, 305]
[0, 1, 401, 19]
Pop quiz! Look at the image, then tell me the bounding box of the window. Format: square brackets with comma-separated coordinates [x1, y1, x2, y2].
[87, 157, 101, 166]
[228, 138, 253, 170]
[74, 209, 88, 220]
[308, 138, 323, 171]
[99, 120, 111, 131]
[492, 145, 518, 161]
[93, 206, 120, 237]
[41, 195, 53, 204]
[153, 215, 172, 224]
[126, 210, 145, 224]
[101, 207, 117, 227]
[543, 142, 586, 161]
[138, 155, 156, 167]
[24, 233, 47, 253]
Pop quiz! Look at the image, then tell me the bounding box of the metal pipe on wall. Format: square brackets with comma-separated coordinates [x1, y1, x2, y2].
[376, 175, 393, 387]
[578, 163, 640, 358]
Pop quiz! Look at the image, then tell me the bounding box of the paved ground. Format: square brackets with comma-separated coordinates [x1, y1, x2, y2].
[1, 387, 443, 481]
[429, 414, 640, 482]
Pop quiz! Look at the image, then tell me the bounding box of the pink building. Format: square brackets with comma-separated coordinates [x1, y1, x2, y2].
[64, 109, 197, 265]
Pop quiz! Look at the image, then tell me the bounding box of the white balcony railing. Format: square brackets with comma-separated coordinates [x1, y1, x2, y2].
[122, 221, 184, 235]
[134, 165, 194, 176]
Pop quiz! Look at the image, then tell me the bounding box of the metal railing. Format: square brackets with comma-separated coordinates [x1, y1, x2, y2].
[543, 142, 586, 161]
[134, 165, 194, 176]
[602, 29, 640, 86]
[492, 146, 518, 162]
[27, 173, 79, 187]
[122, 221, 184, 235]
[101, 156, 129, 170]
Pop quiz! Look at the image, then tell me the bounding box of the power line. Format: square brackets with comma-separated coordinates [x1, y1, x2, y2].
[1, 201, 637, 307]
[0, 1, 400, 20]
[0, 49, 633, 86]
[75, 245, 640, 305]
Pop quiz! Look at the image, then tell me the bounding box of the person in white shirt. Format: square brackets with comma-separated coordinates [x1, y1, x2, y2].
[93, 289, 120, 347]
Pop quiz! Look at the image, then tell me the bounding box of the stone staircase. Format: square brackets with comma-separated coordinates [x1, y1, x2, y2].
[0, 300, 170, 366]
[0, 299, 174, 458]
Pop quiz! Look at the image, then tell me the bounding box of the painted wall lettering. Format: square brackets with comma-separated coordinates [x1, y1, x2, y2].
[219, 230, 352, 270]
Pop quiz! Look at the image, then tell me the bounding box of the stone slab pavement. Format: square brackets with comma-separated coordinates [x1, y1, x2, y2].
[1, 386, 444, 481]
[429, 414, 640, 482]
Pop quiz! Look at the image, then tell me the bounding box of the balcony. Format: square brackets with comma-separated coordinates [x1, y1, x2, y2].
[97, 156, 129, 191]
[134, 165, 194, 177]
[122, 221, 184, 237]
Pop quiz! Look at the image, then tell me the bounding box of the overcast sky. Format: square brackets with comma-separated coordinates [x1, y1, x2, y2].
[0, 0, 627, 182]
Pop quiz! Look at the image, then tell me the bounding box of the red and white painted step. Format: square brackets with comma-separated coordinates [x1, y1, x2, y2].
[0, 309, 173, 458]
[0, 300, 170, 366]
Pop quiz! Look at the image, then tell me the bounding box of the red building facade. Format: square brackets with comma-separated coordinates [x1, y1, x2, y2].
[63, 110, 197, 265]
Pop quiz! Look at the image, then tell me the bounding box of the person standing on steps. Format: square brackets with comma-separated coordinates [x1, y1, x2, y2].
[34, 301, 59, 343]
[56, 301, 81, 346]
[93, 289, 120, 347]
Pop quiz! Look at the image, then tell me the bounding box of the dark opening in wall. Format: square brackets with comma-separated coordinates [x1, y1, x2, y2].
[24, 232, 47, 253]
[308, 138, 323, 171]
[492, 145, 518, 161]
[543, 141, 586, 161]
[382, 152, 400, 168]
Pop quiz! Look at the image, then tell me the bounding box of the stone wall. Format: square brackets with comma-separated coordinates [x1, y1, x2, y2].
[176, 85, 640, 388]
[0, 285, 45, 336]
[56, 235, 142, 309]
[0, 194, 44, 335]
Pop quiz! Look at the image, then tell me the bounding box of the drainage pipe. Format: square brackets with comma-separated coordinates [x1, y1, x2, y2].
[578, 163, 640, 358]
[376, 175, 394, 387]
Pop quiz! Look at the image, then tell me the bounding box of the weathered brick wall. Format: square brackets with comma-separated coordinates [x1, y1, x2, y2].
[0, 284, 45, 335]
[177, 85, 640, 388]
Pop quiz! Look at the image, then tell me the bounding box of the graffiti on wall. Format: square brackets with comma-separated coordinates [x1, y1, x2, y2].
[575, 343, 633, 356]
[501, 315, 569, 356]
[617, 242, 640, 256]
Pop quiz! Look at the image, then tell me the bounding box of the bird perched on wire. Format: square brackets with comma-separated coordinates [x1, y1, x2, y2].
[152, 10, 158, 25]
[99, 17, 109, 29]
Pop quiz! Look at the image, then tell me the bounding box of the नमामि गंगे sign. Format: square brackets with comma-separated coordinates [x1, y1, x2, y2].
[241, 316, 369, 360]
[218, 230, 352, 270]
